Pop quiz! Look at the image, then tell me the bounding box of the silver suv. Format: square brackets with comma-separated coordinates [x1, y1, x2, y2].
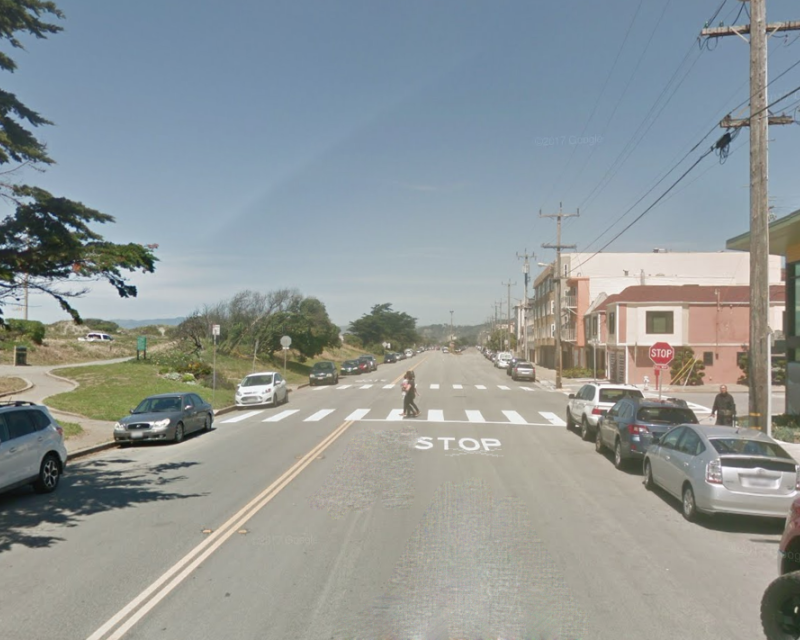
[566, 383, 644, 441]
[0, 401, 68, 495]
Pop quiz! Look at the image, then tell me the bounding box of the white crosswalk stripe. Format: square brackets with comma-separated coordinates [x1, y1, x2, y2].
[430, 384, 440, 390]
[263, 409, 299, 422]
[497, 385, 510, 390]
[360, 384, 373, 389]
[304, 409, 336, 422]
[312, 386, 329, 391]
[346, 408, 371, 421]
[427, 409, 444, 421]
[453, 384, 463, 390]
[220, 410, 263, 423]
[337, 384, 352, 389]
[466, 410, 485, 423]
[475, 385, 486, 390]
[382, 384, 394, 389]
[539, 411, 567, 426]
[520, 386, 534, 391]
[502, 410, 527, 424]
[386, 409, 404, 421]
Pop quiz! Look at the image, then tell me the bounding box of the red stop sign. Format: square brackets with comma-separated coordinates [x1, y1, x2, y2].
[649, 342, 674, 366]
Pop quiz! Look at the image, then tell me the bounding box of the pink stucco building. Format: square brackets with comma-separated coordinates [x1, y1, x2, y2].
[585, 285, 785, 386]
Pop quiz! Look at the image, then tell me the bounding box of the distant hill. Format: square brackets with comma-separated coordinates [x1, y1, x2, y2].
[417, 322, 487, 344]
[111, 318, 185, 329]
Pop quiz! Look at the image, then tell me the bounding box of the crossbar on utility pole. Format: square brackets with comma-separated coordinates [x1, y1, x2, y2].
[541, 202, 579, 390]
[517, 250, 535, 362]
[701, 1, 800, 431]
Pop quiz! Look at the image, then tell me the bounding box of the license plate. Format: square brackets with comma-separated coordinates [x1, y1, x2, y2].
[744, 476, 775, 487]
[131, 432, 144, 439]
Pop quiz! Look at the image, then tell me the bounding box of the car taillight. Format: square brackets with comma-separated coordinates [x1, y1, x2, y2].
[706, 459, 723, 485]
[627, 424, 649, 435]
[592, 408, 604, 415]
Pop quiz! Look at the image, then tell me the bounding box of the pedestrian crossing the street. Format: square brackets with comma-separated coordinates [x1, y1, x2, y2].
[219, 408, 570, 427]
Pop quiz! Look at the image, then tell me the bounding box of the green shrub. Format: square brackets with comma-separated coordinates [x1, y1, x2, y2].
[563, 367, 593, 378]
[145, 349, 212, 377]
[83, 319, 121, 334]
[5, 319, 46, 345]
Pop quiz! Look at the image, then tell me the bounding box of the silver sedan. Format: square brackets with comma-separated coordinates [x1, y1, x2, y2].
[643, 424, 799, 522]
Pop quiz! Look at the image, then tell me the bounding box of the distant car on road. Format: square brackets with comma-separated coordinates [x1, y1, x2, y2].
[511, 361, 536, 381]
[0, 401, 68, 495]
[566, 382, 644, 441]
[643, 424, 799, 522]
[341, 360, 360, 375]
[596, 398, 699, 470]
[358, 355, 377, 372]
[115, 392, 214, 445]
[384, 352, 398, 364]
[78, 332, 114, 342]
[309, 361, 338, 386]
[234, 372, 288, 408]
[442, 347, 449, 353]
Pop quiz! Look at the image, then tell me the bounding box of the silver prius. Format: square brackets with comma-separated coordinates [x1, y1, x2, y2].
[643, 424, 800, 522]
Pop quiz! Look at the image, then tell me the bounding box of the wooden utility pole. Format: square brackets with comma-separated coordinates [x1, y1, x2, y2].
[517, 250, 534, 361]
[502, 280, 516, 353]
[701, 1, 800, 431]
[541, 203, 579, 390]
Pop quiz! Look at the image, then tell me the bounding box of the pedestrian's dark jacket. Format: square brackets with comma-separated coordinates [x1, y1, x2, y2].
[713, 392, 736, 414]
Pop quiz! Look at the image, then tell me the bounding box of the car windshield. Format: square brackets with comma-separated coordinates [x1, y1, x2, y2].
[637, 406, 698, 424]
[516, 362, 533, 368]
[343, 361, 356, 366]
[242, 374, 273, 387]
[313, 363, 333, 371]
[599, 388, 644, 403]
[710, 438, 793, 459]
[134, 397, 182, 413]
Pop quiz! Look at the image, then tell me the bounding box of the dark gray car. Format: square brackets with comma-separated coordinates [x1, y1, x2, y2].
[596, 398, 699, 470]
[114, 392, 213, 445]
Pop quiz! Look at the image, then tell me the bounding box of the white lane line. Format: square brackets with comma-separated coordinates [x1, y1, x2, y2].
[263, 410, 299, 422]
[346, 409, 371, 421]
[466, 410, 485, 423]
[386, 409, 404, 421]
[497, 385, 511, 390]
[383, 384, 394, 389]
[475, 385, 487, 390]
[503, 410, 527, 424]
[430, 384, 440, 390]
[220, 411, 263, 423]
[360, 384, 373, 389]
[453, 384, 463, 390]
[304, 409, 336, 422]
[539, 411, 567, 426]
[427, 409, 445, 422]
[337, 385, 352, 390]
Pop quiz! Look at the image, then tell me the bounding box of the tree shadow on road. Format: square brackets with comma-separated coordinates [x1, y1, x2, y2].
[0, 457, 206, 554]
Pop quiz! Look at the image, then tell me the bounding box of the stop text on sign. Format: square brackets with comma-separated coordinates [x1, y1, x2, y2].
[415, 437, 501, 451]
[650, 348, 673, 358]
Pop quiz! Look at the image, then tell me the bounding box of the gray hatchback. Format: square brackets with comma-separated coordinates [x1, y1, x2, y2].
[114, 392, 214, 445]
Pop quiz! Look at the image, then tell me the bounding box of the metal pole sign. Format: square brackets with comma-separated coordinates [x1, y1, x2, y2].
[212, 324, 221, 337]
[281, 336, 291, 376]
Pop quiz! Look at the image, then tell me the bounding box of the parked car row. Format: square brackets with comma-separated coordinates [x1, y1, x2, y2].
[479, 348, 535, 382]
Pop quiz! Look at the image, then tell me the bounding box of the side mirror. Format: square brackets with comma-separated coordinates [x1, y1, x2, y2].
[651, 433, 662, 444]
[185, 405, 192, 411]
[568, 394, 575, 399]
[129, 409, 134, 414]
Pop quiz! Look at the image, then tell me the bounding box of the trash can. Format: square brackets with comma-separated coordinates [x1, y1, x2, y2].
[13, 345, 27, 366]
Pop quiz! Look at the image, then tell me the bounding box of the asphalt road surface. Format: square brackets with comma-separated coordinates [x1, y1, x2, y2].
[0, 350, 782, 639]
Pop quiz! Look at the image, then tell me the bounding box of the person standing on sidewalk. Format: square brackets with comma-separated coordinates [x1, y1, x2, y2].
[711, 384, 736, 426]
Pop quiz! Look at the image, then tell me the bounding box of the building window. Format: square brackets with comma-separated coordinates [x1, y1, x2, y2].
[703, 351, 714, 366]
[551, 324, 555, 337]
[646, 311, 673, 334]
[608, 312, 615, 335]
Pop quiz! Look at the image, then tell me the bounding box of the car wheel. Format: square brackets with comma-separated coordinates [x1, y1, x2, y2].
[283, 389, 289, 404]
[173, 422, 185, 444]
[643, 461, 654, 490]
[595, 428, 605, 453]
[761, 572, 800, 640]
[614, 440, 626, 470]
[203, 414, 212, 432]
[33, 454, 61, 494]
[566, 411, 574, 430]
[682, 484, 698, 522]
[580, 417, 592, 441]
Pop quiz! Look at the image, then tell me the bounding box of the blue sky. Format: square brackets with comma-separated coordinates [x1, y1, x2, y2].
[4, 0, 800, 328]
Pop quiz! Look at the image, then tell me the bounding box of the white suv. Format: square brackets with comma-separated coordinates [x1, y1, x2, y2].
[495, 352, 512, 369]
[0, 401, 68, 495]
[566, 383, 644, 441]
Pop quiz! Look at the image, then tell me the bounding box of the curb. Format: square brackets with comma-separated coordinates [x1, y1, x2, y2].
[0, 378, 34, 398]
[215, 405, 237, 416]
[68, 441, 118, 461]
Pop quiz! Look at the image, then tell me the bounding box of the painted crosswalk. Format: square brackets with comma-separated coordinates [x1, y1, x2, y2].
[221, 408, 571, 427]
[475, 385, 487, 390]
[430, 384, 440, 390]
[308, 381, 551, 393]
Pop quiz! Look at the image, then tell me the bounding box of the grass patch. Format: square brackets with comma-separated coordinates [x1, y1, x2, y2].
[0, 335, 175, 367]
[59, 421, 84, 439]
[0, 376, 28, 394]
[46, 361, 235, 421]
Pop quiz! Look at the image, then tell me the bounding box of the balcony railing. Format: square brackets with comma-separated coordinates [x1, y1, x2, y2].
[561, 325, 577, 342]
[564, 294, 577, 308]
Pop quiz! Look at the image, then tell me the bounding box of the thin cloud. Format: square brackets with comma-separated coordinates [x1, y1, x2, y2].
[395, 181, 467, 193]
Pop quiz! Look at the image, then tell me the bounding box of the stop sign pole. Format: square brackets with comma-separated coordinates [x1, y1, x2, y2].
[649, 342, 674, 400]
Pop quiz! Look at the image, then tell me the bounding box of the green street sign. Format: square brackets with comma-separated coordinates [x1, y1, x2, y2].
[137, 336, 147, 351]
